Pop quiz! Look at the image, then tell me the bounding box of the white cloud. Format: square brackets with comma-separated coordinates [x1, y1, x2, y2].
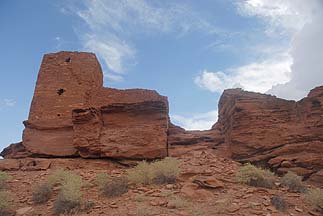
[66, 0, 222, 81]
[171, 110, 218, 130]
[2, 99, 16, 107]
[197, 0, 323, 100]
[195, 53, 292, 94]
[236, 0, 318, 35]
[103, 72, 124, 82]
[84, 34, 135, 74]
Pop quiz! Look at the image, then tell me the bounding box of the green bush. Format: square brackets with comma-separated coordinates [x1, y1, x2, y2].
[102, 177, 128, 197]
[0, 191, 11, 216]
[271, 195, 287, 212]
[306, 188, 323, 212]
[127, 157, 180, 185]
[0, 171, 11, 189]
[281, 171, 307, 193]
[32, 183, 52, 204]
[236, 163, 275, 188]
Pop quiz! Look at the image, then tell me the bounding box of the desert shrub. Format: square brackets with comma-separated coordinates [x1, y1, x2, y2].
[94, 172, 110, 190]
[32, 182, 52, 204]
[127, 161, 151, 185]
[52, 171, 84, 215]
[0, 191, 11, 216]
[271, 195, 287, 212]
[47, 169, 75, 187]
[127, 157, 180, 185]
[53, 193, 81, 215]
[0, 171, 11, 189]
[151, 157, 180, 184]
[102, 177, 128, 197]
[281, 171, 307, 193]
[236, 163, 275, 188]
[167, 196, 188, 209]
[306, 188, 323, 212]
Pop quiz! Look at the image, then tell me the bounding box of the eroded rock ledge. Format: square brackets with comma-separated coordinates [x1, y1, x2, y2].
[1, 51, 323, 185]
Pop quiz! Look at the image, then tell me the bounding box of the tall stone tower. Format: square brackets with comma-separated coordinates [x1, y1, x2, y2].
[23, 51, 103, 156]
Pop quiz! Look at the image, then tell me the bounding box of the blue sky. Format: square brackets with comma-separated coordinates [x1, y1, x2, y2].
[0, 0, 322, 151]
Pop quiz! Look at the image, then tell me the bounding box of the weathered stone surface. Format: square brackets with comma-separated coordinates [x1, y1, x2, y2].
[1, 51, 168, 159]
[72, 101, 168, 159]
[214, 86, 323, 179]
[0, 142, 31, 159]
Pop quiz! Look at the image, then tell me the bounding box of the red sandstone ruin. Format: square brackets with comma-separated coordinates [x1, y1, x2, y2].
[12, 52, 169, 159]
[1, 51, 323, 184]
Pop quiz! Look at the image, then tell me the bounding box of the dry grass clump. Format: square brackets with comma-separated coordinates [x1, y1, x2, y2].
[281, 171, 307, 193]
[48, 169, 75, 187]
[53, 173, 84, 215]
[167, 196, 189, 209]
[127, 161, 151, 185]
[151, 157, 180, 184]
[102, 177, 128, 198]
[306, 188, 323, 212]
[271, 195, 287, 212]
[94, 172, 110, 190]
[127, 157, 180, 185]
[0, 171, 11, 189]
[0, 191, 11, 216]
[236, 163, 275, 188]
[32, 182, 52, 204]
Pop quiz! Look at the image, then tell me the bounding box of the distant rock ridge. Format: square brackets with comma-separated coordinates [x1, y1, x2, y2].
[1, 51, 323, 184]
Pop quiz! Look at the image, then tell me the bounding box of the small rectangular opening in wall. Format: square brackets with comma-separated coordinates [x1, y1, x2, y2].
[65, 57, 71, 63]
[57, 88, 65, 95]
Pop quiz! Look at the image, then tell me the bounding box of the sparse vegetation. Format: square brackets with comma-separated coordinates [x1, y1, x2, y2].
[127, 161, 152, 185]
[281, 171, 307, 193]
[54, 193, 81, 215]
[127, 157, 180, 185]
[306, 188, 323, 212]
[102, 176, 128, 197]
[271, 195, 287, 212]
[236, 163, 275, 188]
[135, 204, 153, 216]
[167, 196, 188, 209]
[0, 191, 11, 216]
[0, 171, 11, 189]
[32, 182, 52, 204]
[94, 172, 110, 190]
[47, 169, 75, 187]
[151, 157, 180, 184]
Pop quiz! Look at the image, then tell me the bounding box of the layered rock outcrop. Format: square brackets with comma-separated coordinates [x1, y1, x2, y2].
[1, 51, 168, 159]
[214, 87, 323, 182]
[1, 50, 323, 185]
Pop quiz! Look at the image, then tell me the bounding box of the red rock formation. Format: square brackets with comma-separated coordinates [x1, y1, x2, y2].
[214, 87, 323, 180]
[72, 101, 168, 159]
[1, 51, 168, 159]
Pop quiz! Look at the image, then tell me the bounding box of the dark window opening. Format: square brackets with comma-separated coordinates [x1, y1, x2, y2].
[65, 57, 71, 63]
[57, 88, 65, 95]
[57, 114, 61, 117]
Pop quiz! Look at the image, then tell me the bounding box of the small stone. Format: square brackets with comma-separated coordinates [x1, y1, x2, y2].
[16, 207, 33, 216]
[227, 204, 240, 213]
[295, 207, 303, 212]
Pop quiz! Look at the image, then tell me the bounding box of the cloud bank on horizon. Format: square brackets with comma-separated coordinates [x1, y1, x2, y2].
[196, 0, 323, 101]
[62, 0, 323, 130]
